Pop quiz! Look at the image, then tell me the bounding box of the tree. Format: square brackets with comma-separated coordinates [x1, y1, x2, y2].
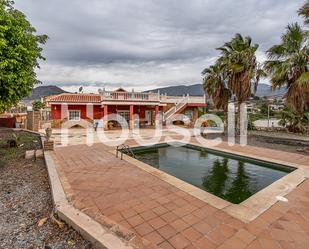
[217, 34, 265, 132]
[264, 23, 309, 116]
[259, 101, 274, 117]
[279, 104, 309, 133]
[202, 62, 231, 132]
[298, 1, 309, 24]
[260, 102, 269, 116]
[32, 100, 44, 111]
[0, 0, 47, 113]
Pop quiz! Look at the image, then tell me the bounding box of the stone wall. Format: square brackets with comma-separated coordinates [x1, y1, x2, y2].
[26, 111, 40, 132]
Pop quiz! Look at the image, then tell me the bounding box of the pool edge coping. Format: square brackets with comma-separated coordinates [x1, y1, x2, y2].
[110, 140, 309, 223]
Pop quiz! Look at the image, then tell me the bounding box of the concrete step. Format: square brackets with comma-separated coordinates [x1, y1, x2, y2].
[25, 149, 44, 160]
[25, 150, 35, 159]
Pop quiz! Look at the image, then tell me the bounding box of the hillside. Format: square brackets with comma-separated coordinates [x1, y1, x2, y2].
[147, 84, 204, 96]
[254, 84, 286, 98]
[24, 85, 68, 100]
[147, 83, 287, 98]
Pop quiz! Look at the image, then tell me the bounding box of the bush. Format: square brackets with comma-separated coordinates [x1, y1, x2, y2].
[32, 100, 45, 111]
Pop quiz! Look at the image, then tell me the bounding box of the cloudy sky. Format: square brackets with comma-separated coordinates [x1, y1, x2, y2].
[15, 0, 304, 92]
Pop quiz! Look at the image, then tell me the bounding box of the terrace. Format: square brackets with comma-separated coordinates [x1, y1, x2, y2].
[45, 130, 309, 249]
[99, 89, 207, 105]
[100, 89, 161, 103]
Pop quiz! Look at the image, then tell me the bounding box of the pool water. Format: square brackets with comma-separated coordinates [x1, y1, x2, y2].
[128, 144, 294, 204]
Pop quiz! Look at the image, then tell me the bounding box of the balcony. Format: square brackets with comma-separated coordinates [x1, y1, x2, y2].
[101, 90, 160, 102]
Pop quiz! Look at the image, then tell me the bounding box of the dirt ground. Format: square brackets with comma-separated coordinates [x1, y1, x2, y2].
[206, 131, 309, 156]
[0, 129, 93, 249]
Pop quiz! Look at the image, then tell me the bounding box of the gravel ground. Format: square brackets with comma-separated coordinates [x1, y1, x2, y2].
[206, 131, 309, 156]
[249, 130, 309, 141]
[0, 130, 93, 249]
[247, 132, 309, 155]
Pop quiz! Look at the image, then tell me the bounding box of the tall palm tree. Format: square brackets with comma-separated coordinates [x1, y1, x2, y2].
[217, 34, 264, 131]
[298, 1, 309, 24]
[264, 23, 309, 116]
[202, 62, 231, 131]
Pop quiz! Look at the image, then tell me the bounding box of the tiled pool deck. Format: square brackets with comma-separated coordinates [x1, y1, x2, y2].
[49, 136, 309, 249]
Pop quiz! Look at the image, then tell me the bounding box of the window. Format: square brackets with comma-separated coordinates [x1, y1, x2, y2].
[184, 110, 193, 121]
[68, 110, 80, 121]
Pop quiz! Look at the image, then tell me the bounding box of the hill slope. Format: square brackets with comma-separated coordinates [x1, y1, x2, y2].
[147, 84, 204, 96]
[254, 84, 286, 97]
[24, 85, 68, 100]
[147, 83, 287, 97]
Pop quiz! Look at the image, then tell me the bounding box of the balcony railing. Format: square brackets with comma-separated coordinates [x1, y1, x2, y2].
[101, 91, 160, 102]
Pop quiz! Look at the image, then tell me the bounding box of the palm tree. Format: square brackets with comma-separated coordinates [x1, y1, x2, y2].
[264, 23, 309, 116]
[217, 34, 264, 132]
[202, 62, 231, 131]
[298, 1, 309, 24]
[279, 104, 309, 133]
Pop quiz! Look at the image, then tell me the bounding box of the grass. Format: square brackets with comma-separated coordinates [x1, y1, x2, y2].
[0, 132, 41, 164]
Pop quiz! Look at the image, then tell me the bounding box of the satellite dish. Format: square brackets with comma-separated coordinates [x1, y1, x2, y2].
[79, 86, 83, 93]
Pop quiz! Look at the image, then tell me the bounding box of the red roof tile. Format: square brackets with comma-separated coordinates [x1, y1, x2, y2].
[47, 93, 101, 103]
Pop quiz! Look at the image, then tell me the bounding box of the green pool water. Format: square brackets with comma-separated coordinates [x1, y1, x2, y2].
[127, 143, 295, 204]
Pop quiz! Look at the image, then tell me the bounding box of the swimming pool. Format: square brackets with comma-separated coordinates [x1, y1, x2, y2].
[125, 143, 295, 204]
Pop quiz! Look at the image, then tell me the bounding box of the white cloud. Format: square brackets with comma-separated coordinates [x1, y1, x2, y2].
[15, 0, 304, 90]
[37, 56, 216, 92]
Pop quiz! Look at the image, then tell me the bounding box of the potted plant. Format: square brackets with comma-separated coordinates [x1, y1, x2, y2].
[45, 127, 52, 141]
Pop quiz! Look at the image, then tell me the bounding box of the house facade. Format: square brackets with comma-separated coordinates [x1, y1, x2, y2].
[46, 88, 207, 129]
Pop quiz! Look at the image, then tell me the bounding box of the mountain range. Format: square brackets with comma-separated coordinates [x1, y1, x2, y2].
[25, 83, 287, 101]
[147, 83, 287, 98]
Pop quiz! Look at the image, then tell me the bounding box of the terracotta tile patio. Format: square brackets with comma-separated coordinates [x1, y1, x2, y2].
[50, 138, 309, 249]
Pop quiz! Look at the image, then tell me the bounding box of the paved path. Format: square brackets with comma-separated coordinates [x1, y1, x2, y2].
[50, 138, 309, 249]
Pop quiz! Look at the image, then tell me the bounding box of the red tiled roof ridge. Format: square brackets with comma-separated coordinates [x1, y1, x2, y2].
[48, 93, 101, 103]
[51, 93, 100, 96]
